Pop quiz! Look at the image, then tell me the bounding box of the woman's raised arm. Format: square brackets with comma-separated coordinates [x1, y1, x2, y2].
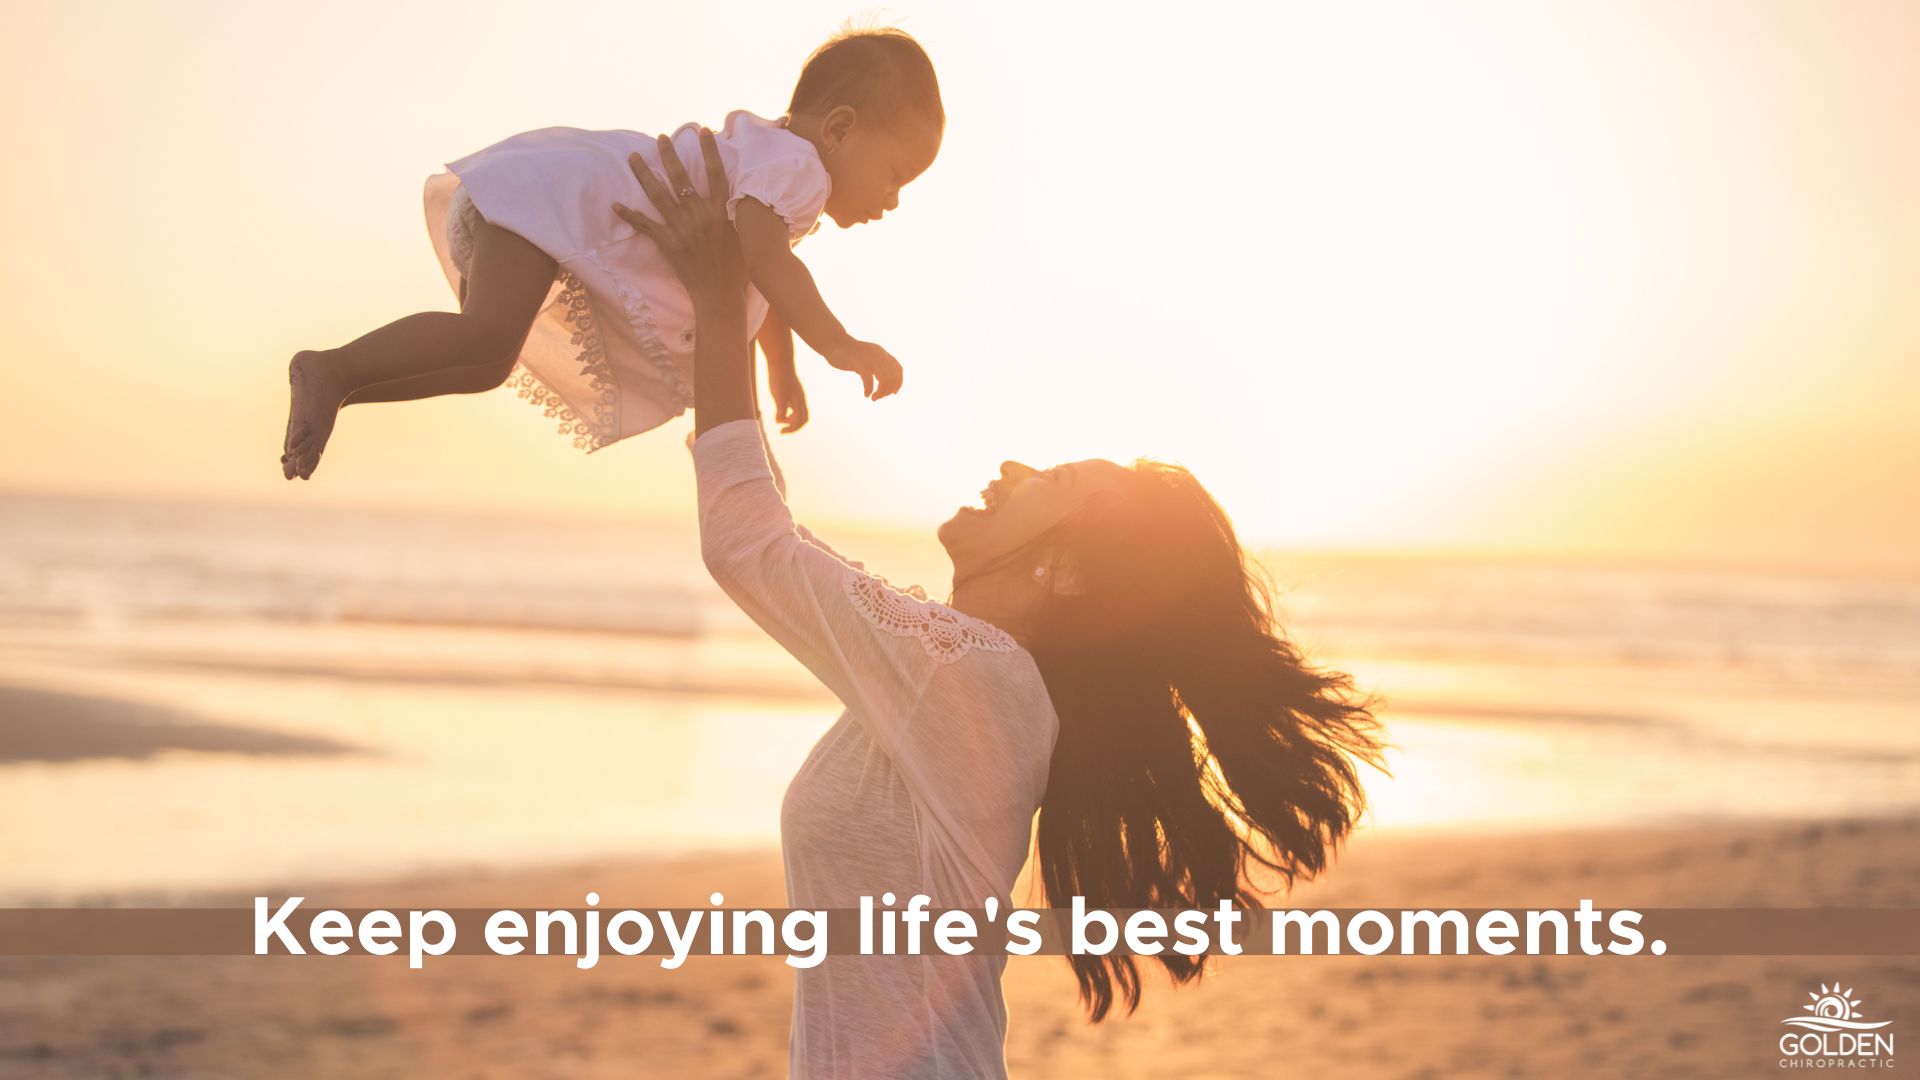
[613, 129, 945, 741]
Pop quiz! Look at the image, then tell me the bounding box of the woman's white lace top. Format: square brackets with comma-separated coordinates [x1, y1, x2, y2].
[691, 419, 1059, 1080]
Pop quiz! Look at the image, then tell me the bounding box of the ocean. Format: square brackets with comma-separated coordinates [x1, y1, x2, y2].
[2, 493, 1915, 904]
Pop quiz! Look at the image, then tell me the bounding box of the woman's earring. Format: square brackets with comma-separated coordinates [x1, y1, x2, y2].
[1032, 566, 1048, 582]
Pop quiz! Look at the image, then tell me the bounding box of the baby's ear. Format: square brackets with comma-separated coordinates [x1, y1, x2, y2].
[822, 104, 858, 145]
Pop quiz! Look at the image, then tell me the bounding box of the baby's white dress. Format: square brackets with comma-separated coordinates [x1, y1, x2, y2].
[422, 111, 831, 450]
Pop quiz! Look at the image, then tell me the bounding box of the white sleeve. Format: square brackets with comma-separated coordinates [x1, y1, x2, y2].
[693, 420, 956, 744]
[694, 420, 1055, 889]
[725, 155, 832, 241]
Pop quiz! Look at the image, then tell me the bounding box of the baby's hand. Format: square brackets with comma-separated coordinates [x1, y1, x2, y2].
[823, 340, 904, 400]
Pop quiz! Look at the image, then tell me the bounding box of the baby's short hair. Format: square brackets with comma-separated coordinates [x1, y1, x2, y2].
[788, 28, 943, 135]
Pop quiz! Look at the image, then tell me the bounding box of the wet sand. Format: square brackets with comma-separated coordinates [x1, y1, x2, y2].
[0, 685, 364, 765]
[3, 816, 1915, 1079]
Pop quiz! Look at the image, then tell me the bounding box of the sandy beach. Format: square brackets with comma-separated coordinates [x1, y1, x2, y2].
[4, 815, 1915, 1079]
[4, 498, 1917, 1077]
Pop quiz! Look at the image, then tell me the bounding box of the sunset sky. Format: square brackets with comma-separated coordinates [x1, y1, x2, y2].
[2, 1, 1915, 574]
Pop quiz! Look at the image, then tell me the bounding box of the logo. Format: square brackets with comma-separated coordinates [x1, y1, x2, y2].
[1785, 984, 1894, 1034]
[1778, 982, 1896, 1070]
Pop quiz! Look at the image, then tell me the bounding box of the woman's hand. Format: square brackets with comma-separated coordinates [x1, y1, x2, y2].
[613, 128, 745, 308]
[621, 128, 756, 435]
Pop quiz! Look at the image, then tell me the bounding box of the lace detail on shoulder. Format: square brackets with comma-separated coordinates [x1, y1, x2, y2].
[508, 270, 620, 451]
[843, 568, 1018, 664]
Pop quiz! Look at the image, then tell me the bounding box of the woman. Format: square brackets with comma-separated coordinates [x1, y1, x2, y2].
[616, 131, 1386, 1079]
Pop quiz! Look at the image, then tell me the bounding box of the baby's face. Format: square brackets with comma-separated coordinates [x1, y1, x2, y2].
[821, 117, 941, 228]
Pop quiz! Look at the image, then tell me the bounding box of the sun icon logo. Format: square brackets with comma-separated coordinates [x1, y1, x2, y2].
[1781, 982, 1892, 1032]
[1806, 984, 1864, 1021]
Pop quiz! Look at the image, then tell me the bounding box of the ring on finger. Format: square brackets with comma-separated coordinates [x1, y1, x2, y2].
[677, 186, 696, 199]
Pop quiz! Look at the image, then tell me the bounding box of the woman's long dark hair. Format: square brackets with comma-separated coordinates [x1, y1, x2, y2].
[1004, 461, 1388, 1022]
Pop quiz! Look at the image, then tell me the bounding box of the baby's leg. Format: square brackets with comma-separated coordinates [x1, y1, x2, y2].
[339, 275, 509, 404]
[282, 220, 556, 479]
[338, 359, 524, 404]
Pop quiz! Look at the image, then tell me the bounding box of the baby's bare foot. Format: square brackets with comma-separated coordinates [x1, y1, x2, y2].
[282, 351, 346, 480]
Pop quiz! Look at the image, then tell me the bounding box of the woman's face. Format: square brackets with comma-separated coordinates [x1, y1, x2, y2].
[938, 459, 1132, 572]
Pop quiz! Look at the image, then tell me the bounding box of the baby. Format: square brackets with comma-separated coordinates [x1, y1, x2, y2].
[281, 28, 942, 478]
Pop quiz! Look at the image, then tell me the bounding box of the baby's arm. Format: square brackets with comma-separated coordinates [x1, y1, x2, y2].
[733, 200, 902, 399]
[734, 199, 848, 355]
